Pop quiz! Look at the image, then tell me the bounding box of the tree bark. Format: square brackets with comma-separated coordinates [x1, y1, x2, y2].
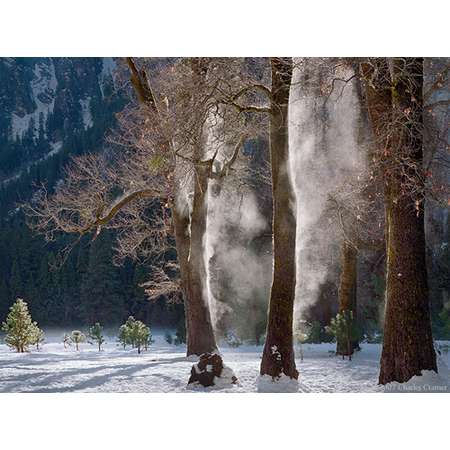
[126, 58, 217, 357]
[336, 241, 359, 356]
[260, 58, 298, 379]
[362, 58, 437, 384]
[183, 162, 217, 356]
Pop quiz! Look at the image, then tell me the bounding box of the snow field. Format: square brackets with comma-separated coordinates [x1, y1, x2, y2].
[0, 331, 448, 393]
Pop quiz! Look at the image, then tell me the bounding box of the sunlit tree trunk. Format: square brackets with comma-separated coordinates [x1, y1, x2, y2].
[127, 58, 217, 356]
[362, 58, 437, 384]
[260, 58, 298, 379]
[184, 162, 217, 355]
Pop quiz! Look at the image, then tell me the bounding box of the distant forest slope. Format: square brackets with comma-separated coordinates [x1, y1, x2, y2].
[0, 58, 183, 328]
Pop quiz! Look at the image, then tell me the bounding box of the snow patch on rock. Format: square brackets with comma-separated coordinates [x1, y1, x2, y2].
[99, 57, 116, 97]
[11, 60, 57, 140]
[79, 98, 93, 129]
[48, 141, 63, 156]
[186, 364, 239, 391]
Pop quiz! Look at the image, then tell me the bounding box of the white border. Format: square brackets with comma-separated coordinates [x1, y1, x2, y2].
[1, 394, 448, 449]
[0, 0, 448, 56]
[1, 2, 448, 448]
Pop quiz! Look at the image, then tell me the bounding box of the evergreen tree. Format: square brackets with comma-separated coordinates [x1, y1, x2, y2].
[70, 330, 86, 351]
[225, 330, 242, 348]
[305, 320, 332, 344]
[123, 316, 137, 347]
[326, 311, 359, 360]
[88, 322, 106, 351]
[117, 316, 151, 354]
[31, 326, 45, 350]
[1, 298, 41, 353]
[131, 320, 151, 354]
[118, 324, 129, 349]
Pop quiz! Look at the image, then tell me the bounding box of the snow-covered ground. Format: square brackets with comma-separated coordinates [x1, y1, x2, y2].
[0, 331, 448, 393]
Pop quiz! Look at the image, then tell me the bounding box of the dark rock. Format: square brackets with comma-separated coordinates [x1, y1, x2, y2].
[188, 352, 238, 387]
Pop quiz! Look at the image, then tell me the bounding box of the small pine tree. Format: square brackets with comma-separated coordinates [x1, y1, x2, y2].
[70, 330, 86, 351]
[1, 298, 40, 353]
[118, 324, 129, 349]
[88, 322, 106, 351]
[225, 330, 242, 348]
[306, 321, 320, 343]
[31, 325, 45, 351]
[143, 326, 152, 351]
[62, 333, 72, 349]
[124, 316, 137, 347]
[129, 319, 151, 354]
[117, 316, 151, 354]
[326, 310, 359, 360]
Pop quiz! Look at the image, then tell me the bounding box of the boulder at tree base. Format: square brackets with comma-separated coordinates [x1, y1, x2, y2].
[188, 353, 238, 387]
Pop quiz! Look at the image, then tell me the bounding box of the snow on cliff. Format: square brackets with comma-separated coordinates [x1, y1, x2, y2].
[11, 61, 57, 139]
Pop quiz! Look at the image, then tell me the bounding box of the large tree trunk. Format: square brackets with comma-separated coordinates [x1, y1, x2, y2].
[183, 162, 217, 356]
[381, 171, 437, 383]
[336, 240, 359, 356]
[126, 58, 217, 357]
[181, 58, 218, 356]
[260, 58, 298, 380]
[362, 58, 437, 384]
